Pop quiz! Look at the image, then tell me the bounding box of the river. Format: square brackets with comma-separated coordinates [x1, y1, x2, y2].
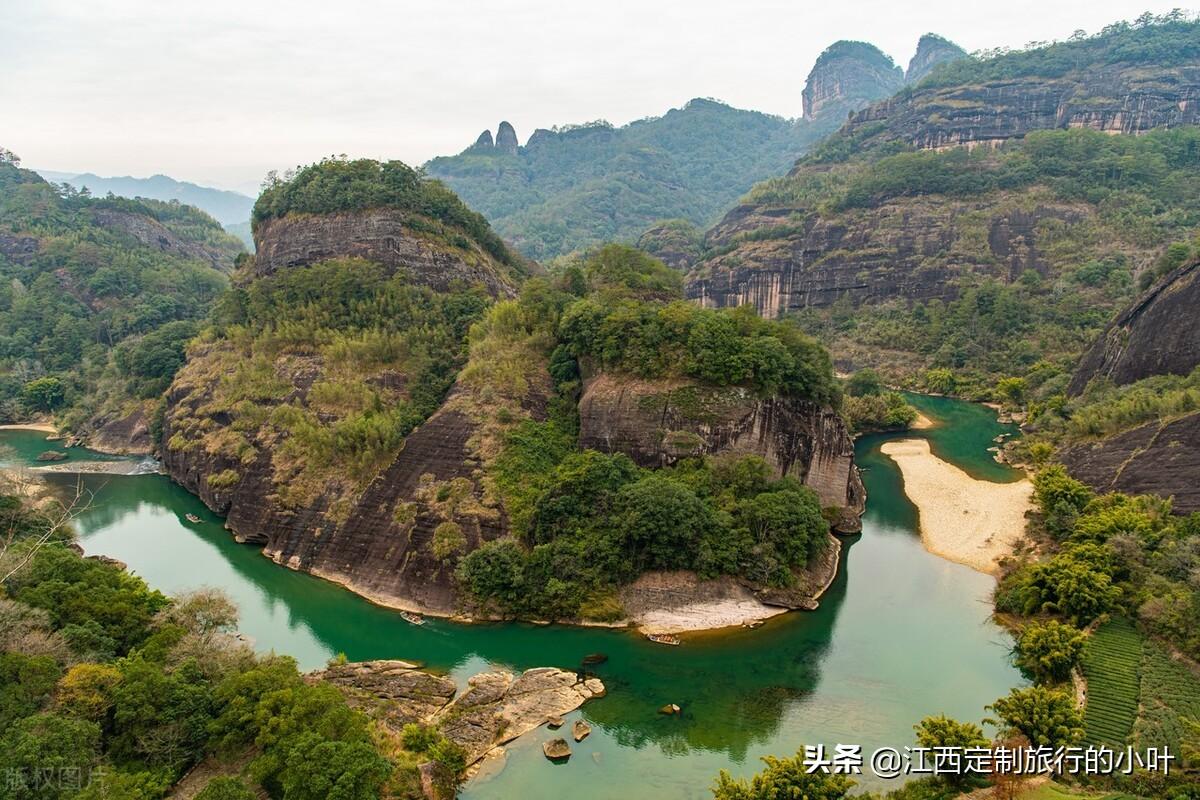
[3, 394, 1025, 798]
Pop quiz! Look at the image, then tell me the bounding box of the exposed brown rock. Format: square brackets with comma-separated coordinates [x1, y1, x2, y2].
[803, 41, 903, 122]
[577, 374, 864, 528]
[1069, 261, 1200, 395]
[495, 122, 519, 156]
[572, 720, 591, 742]
[905, 34, 967, 84]
[252, 210, 520, 298]
[90, 208, 233, 271]
[542, 739, 571, 760]
[1058, 412, 1200, 514]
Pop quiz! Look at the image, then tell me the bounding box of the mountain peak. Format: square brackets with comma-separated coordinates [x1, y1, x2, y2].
[905, 33, 968, 83]
[802, 40, 903, 121]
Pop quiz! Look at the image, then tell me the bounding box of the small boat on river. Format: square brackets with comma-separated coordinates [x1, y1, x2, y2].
[401, 611, 425, 625]
[646, 633, 680, 646]
[184, 514, 202, 524]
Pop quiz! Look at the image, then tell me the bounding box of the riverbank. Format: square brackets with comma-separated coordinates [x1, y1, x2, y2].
[879, 438, 1032, 575]
[0, 422, 57, 433]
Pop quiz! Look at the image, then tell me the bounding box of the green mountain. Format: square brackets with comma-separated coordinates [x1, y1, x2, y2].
[36, 170, 255, 228]
[0, 150, 244, 448]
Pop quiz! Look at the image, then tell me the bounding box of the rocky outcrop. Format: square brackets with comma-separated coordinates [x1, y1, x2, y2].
[905, 34, 967, 84]
[313, 660, 604, 768]
[1068, 260, 1200, 394]
[495, 121, 519, 155]
[802, 41, 904, 122]
[85, 406, 154, 456]
[636, 220, 703, 272]
[687, 199, 1088, 316]
[844, 64, 1200, 151]
[577, 374, 864, 529]
[0, 233, 38, 265]
[470, 130, 494, 151]
[252, 210, 520, 298]
[90, 208, 234, 271]
[1058, 412, 1200, 514]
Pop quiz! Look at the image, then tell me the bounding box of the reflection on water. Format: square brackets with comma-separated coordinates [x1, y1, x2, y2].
[18, 396, 1023, 798]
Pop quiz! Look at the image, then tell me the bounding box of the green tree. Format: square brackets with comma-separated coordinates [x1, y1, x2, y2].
[0, 652, 61, 727]
[0, 713, 100, 800]
[846, 368, 883, 397]
[1014, 620, 1086, 684]
[913, 715, 988, 786]
[21, 376, 65, 412]
[712, 749, 855, 799]
[987, 686, 1084, 748]
[195, 777, 256, 800]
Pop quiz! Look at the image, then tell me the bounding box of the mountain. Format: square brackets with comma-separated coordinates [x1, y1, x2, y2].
[162, 158, 862, 623]
[680, 16, 1200, 398]
[905, 33, 968, 83]
[34, 170, 255, 243]
[801, 41, 904, 122]
[0, 152, 243, 449]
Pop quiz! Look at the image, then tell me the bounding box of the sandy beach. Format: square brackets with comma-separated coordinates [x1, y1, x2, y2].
[880, 438, 1032, 575]
[631, 598, 788, 635]
[0, 423, 58, 433]
[911, 412, 935, 430]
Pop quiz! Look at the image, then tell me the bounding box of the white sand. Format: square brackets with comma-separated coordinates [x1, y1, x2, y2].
[880, 438, 1032, 575]
[0, 423, 57, 433]
[911, 412, 935, 430]
[633, 599, 788, 635]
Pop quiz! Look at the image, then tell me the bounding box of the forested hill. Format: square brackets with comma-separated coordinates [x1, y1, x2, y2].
[424, 99, 830, 261]
[681, 14, 1200, 403]
[0, 149, 243, 448]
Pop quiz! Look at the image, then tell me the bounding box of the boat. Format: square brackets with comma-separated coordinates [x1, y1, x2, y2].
[401, 611, 425, 625]
[184, 514, 202, 524]
[646, 633, 680, 646]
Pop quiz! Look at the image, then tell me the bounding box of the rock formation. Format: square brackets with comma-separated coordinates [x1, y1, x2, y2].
[470, 129, 494, 151]
[495, 121, 519, 155]
[1058, 412, 1200, 514]
[252, 210, 521, 298]
[90, 208, 234, 271]
[1068, 260, 1200, 394]
[904, 33, 967, 84]
[636, 220, 704, 272]
[686, 199, 1089, 316]
[802, 41, 904, 122]
[577, 373, 864, 529]
[314, 660, 604, 768]
[843, 63, 1200, 151]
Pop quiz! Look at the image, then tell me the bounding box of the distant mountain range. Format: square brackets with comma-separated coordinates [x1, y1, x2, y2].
[35, 170, 255, 247]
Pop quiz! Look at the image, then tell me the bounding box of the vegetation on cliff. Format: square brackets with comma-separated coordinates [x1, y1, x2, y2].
[253, 157, 517, 267]
[445, 245, 842, 619]
[0, 152, 241, 431]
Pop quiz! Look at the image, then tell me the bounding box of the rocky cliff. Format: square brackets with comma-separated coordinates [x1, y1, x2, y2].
[802, 41, 904, 122]
[1059, 411, 1200, 514]
[687, 197, 1093, 316]
[844, 63, 1200, 151]
[252, 210, 521, 297]
[905, 34, 967, 84]
[1068, 260, 1200, 394]
[577, 373, 865, 531]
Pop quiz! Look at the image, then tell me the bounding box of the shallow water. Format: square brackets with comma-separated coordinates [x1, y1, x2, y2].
[13, 397, 1024, 798]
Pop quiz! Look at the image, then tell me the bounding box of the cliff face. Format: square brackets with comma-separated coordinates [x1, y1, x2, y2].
[1059, 412, 1200, 514]
[844, 64, 1200, 151]
[576, 373, 865, 531]
[252, 210, 520, 298]
[802, 41, 904, 122]
[687, 198, 1088, 316]
[1068, 260, 1200, 394]
[91, 208, 236, 271]
[905, 34, 968, 84]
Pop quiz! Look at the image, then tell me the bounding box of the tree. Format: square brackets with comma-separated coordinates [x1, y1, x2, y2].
[987, 686, 1084, 748]
[1032, 466, 1094, 536]
[279, 735, 392, 800]
[0, 713, 100, 800]
[1014, 620, 1085, 684]
[432, 521, 467, 562]
[195, 778, 256, 800]
[995, 376, 1027, 406]
[615, 475, 716, 572]
[56, 663, 121, 721]
[712, 750, 855, 799]
[846, 368, 883, 397]
[913, 715, 988, 787]
[21, 376, 65, 412]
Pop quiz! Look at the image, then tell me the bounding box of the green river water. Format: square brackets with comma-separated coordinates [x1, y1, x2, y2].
[5, 394, 1025, 798]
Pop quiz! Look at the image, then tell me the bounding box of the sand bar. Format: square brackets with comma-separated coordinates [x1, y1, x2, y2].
[880, 438, 1032, 574]
[0, 423, 58, 433]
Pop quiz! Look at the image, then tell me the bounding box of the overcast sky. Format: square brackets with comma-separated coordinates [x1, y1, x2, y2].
[2, 0, 1190, 195]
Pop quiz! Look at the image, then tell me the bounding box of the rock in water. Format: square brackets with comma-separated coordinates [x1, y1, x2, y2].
[543, 738, 571, 760]
[36, 450, 67, 462]
[546, 715, 564, 729]
[572, 720, 591, 742]
[659, 703, 681, 715]
[581, 653, 608, 666]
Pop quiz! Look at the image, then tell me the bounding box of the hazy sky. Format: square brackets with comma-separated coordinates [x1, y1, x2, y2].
[2, 0, 1189, 195]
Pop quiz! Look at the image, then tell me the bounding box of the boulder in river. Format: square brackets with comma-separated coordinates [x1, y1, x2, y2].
[572, 720, 591, 742]
[543, 738, 571, 760]
[546, 715, 564, 729]
[36, 450, 67, 462]
[659, 703, 681, 715]
[581, 653, 608, 666]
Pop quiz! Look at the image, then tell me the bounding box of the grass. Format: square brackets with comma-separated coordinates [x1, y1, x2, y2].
[1132, 640, 1200, 756]
[1017, 781, 1134, 799]
[1081, 616, 1142, 747]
